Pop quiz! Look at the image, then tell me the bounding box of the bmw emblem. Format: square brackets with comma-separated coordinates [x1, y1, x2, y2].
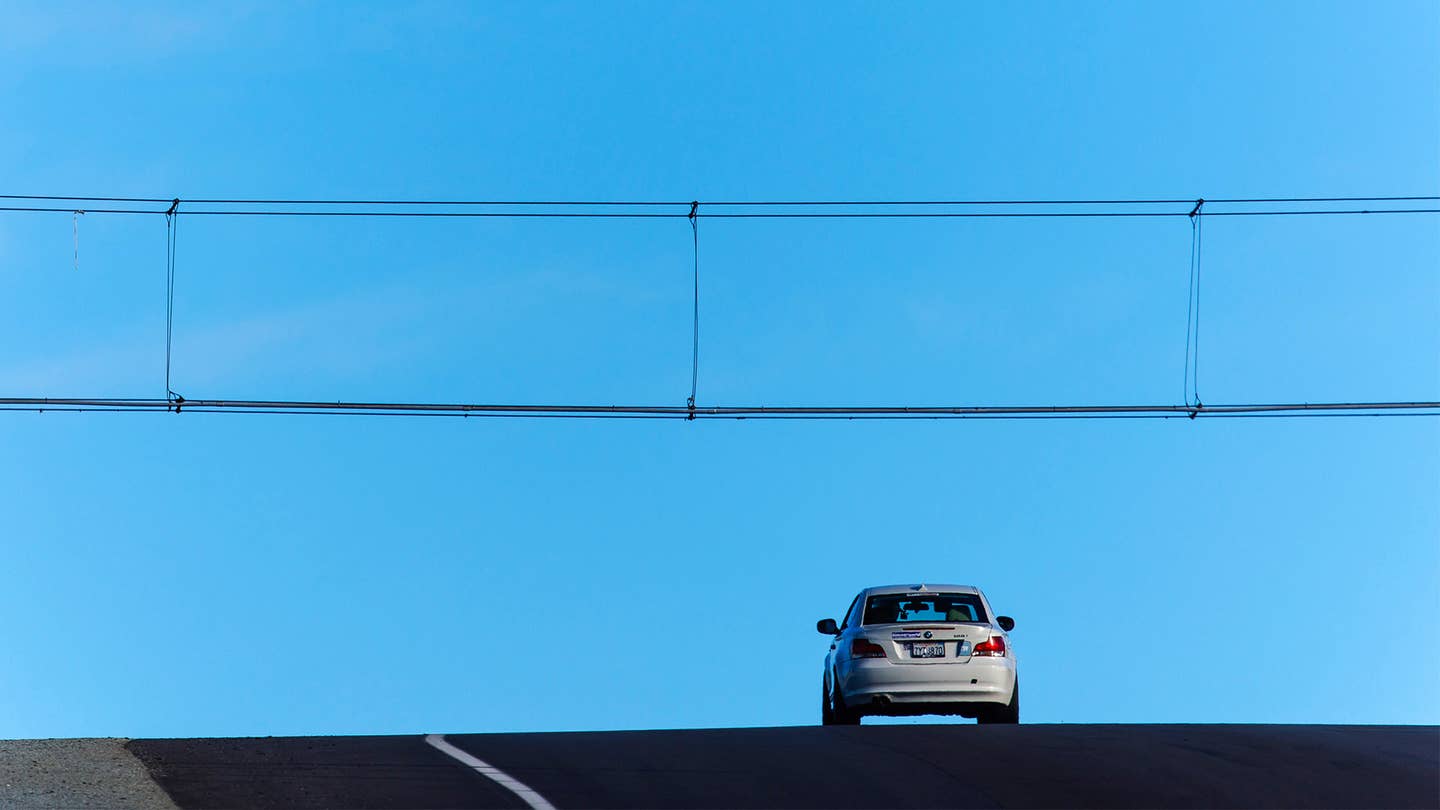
[923, 631, 933, 639]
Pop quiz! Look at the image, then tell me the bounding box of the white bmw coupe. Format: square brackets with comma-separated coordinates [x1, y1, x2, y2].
[817, 584, 1019, 725]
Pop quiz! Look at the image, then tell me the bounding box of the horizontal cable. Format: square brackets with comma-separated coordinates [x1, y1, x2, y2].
[1, 206, 1437, 219]
[4, 408, 1438, 420]
[709, 196, 1440, 205]
[689, 209, 1440, 219]
[3, 194, 1436, 206]
[1, 398, 1435, 420]
[0, 194, 172, 203]
[0, 206, 174, 215]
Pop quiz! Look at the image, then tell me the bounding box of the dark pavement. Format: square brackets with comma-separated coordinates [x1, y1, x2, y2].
[127, 724, 1440, 809]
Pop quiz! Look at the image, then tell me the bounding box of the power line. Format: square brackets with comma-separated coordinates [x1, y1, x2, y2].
[0, 398, 1434, 420]
[1, 191, 1438, 222]
[0, 194, 172, 203]
[695, 209, 1440, 219]
[3, 190, 1435, 425]
[3, 194, 1437, 205]
[707, 196, 1440, 205]
[2, 206, 1438, 219]
[3, 407, 1438, 421]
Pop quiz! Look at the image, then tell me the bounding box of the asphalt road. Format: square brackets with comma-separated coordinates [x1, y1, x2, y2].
[126, 724, 1439, 809]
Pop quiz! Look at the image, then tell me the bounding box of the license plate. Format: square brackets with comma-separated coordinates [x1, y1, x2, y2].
[909, 642, 945, 658]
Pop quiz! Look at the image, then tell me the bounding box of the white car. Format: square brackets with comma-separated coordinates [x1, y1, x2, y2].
[817, 584, 1019, 725]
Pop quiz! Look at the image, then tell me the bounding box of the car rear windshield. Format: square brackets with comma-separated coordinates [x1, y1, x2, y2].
[862, 593, 988, 625]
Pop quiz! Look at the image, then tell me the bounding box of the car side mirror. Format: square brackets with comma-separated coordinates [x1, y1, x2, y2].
[996, 616, 1015, 632]
[816, 618, 840, 636]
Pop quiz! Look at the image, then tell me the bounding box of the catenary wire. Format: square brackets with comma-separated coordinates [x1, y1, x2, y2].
[1, 206, 1438, 219]
[0, 200, 1440, 216]
[4, 190, 1436, 424]
[0, 399, 1435, 418]
[3, 194, 1437, 205]
[5, 406, 1439, 419]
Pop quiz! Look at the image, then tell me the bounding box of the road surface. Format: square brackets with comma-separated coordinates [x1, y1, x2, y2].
[124, 724, 1439, 809]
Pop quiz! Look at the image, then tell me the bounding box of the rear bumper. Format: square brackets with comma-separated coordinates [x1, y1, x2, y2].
[838, 656, 1016, 709]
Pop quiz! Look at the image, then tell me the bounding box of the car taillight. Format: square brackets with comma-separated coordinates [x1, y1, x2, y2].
[973, 635, 1007, 657]
[850, 638, 887, 659]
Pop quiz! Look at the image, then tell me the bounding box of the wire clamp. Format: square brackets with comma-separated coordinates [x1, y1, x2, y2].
[169, 393, 185, 414]
[688, 200, 698, 222]
[1188, 198, 1205, 219]
[1188, 401, 1202, 419]
[166, 198, 181, 216]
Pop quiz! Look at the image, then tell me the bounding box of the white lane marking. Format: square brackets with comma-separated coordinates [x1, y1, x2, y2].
[425, 733, 558, 810]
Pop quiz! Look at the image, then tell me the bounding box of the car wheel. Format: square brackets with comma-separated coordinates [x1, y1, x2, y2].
[828, 678, 861, 726]
[978, 678, 1020, 725]
[821, 679, 836, 725]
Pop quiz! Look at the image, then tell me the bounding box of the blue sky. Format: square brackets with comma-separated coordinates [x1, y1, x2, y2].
[1, 2, 1436, 737]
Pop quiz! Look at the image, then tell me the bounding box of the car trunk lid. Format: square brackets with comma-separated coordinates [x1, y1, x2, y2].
[863, 624, 985, 664]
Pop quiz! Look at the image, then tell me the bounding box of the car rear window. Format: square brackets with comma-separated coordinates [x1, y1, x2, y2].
[862, 593, 988, 625]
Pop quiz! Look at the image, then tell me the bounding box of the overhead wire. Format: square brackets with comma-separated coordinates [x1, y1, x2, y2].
[3, 404, 1438, 420]
[3, 193, 1437, 205]
[1, 207, 1438, 218]
[0, 398, 1435, 419]
[0, 192, 1438, 222]
[2, 191, 1436, 424]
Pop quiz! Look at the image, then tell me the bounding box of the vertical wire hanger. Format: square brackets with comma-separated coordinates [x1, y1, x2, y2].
[687, 201, 699, 420]
[1192, 201, 1203, 409]
[1183, 198, 1204, 413]
[164, 198, 184, 411]
[72, 210, 84, 270]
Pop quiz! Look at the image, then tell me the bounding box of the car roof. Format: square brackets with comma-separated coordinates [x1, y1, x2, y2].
[863, 583, 981, 596]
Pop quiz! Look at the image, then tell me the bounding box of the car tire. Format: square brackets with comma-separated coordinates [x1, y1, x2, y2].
[978, 678, 1020, 725]
[824, 676, 860, 726]
[821, 680, 835, 725]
